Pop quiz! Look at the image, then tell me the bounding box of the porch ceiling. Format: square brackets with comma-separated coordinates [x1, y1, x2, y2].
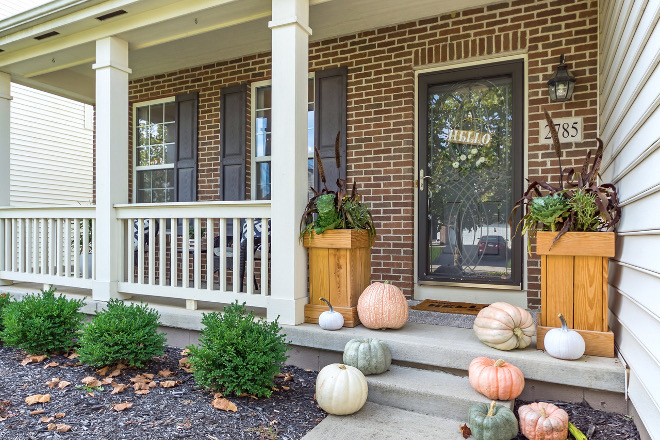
[0, 0, 503, 104]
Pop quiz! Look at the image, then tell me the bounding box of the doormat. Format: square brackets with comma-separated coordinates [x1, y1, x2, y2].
[410, 300, 488, 315]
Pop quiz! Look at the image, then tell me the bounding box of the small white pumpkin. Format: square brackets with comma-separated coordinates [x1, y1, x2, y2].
[318, 298, 344, 330]
[544, 313, 585, 360]
[316, 363, 368, 415]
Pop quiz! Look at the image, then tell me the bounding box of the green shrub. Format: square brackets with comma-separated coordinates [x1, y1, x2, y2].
[187, 302, 288, 398]
[0, 293, 10, 337]
[77, 299, 166, 367]
[1, 288, 85, 354]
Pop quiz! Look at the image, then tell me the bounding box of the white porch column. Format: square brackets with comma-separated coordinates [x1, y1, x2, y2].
[267, 0, 311, 324]
[0, 72, 12, 286]
[92, 37, 131, 301]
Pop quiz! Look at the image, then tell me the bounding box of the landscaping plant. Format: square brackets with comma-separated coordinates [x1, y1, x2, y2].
[0, 292, 10, 338]
[510, 110, 621, 252]
[0, 287, 85, 354]
[187, 302, 288, 398]
[77, 299, 166, 367]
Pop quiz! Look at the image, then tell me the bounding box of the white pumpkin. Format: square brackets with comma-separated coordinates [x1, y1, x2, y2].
[318, 298, 344, 330]
[544, 313, 585, 360]
[316, 363, 368, 415]
[473, 302, 536, 351]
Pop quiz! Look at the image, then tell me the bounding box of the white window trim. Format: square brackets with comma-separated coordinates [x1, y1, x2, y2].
[250, 74, 315, 200]
[131, 96, 176, 203]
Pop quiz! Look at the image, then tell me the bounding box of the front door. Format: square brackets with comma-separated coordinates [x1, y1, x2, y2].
[418, 60, 524, 287]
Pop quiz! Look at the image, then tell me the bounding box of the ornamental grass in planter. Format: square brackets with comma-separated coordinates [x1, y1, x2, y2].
[300, 133, 376, 327]
[510, 110, 621, 357]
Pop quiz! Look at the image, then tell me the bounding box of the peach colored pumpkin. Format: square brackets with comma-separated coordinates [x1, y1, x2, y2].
[518, 402, 569, 440]
[357, 281, 408, 330]
[473, 302, 536, 350]
[468, 357, 525, 401]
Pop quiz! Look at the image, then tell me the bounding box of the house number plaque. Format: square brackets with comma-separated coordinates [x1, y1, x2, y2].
[540, 116, 583, 144]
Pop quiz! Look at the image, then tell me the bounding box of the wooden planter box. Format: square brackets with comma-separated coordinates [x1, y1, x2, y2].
[535, 231, 616, 357]
[303, 229, 372, 327]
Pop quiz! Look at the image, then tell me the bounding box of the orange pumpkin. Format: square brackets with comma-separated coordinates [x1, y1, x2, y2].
[468, 357, 525, 401]
[357, 281, 408, 329]
[518, 402, 569, 440]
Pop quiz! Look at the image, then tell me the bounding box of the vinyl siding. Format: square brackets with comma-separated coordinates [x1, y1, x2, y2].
[9, 83, 94, 206]
[599, 1, 660, 437]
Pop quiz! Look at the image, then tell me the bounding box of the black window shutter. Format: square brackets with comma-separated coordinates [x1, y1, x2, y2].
[174, 92, 198, 202]
[314, 66, 347, 192]
[220, 84, 247, 201]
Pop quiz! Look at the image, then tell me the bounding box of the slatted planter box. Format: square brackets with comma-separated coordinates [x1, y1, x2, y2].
[303, 229, 372, 327]
[535, 231, 616, 357]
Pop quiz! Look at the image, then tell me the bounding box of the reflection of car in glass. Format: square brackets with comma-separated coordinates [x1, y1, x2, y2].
[477, 236, 507, 256]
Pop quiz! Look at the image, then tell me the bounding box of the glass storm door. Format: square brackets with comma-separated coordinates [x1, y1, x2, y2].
[418, 60, 523, 287]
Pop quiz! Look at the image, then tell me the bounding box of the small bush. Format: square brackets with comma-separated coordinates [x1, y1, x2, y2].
[77, 299, 166, 367]
[0, 293, 10, 337]
[1, 288, 85, 354]
[187, 302, 288, 397]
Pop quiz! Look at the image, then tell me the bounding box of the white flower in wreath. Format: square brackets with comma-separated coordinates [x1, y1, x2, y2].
[452, 161, 460, 168]
[476, 156, 486, 166]
[471, 148, 478, 155]
[468, 154, 473, 159]
[460, 154, 467, 161]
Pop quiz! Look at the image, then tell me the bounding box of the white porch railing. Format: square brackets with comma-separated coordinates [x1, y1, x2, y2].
[114, 201, 271, 310]
[0, 206, 96, 288]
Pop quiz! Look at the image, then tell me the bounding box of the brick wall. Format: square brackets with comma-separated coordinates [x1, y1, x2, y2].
[126, 0, 598, 306]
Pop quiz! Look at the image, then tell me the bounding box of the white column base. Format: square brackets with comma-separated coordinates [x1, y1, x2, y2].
[0, 279, 13, 286]
[267, 296, 308, 325]
[92, 281, 131, 301]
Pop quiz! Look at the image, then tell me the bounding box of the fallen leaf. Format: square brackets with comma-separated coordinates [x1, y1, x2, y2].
[81, 377, 102, 387]
[107, 368, 122, 378]
[271, 387, 279, 392]
[212, 398, 237, 412]
[21, 355, 47, 366]
[47, 423, 72, 432]
[133, 382, 150, 391]
[281, 386, 290, 391]
[96, 366, 110, 376]
[160, 380, 180, 388]
[40, 416, 54, 423]
[67, 353, 80, 359]
[29, 409, 44, 415]
[142, 373, 155, 380]
[87, 392, 94, 397]
[55, 413, 65, 419]
[25, 394, 50, 406]
[130, 374, 149, 384]
[213, 392, 223, 399]
[148, 381, 157, 388]
[283, 373, 294, 382]
[43, 362, 59, 369]
[158, 369, 175, 378]
[101, 377, 113, 385]
[46, 378, 61, 388]
[460, 424, 472, 439]
[58, 381, 71, 389]
[180, 348, 190, 356]
[111, 383, 128, 394]
[135, 389, 150, 395]
[113, 402, 133, 412]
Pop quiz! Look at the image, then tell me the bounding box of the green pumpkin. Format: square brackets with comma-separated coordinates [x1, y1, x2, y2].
[468, 401, 519, 440]
[342, 338, 391, 375]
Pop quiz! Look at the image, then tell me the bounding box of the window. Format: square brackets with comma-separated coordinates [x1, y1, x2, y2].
[252, 79, 315, 200]
[133, 98, 177, 203]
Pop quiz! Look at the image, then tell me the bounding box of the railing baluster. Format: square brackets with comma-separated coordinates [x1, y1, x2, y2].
[171, 218, 178, 287]
[40, 219, 47, 275]
[65, 218, 72, 278]
[18, 219, 25, 272]
[91, 218, 96, 280]
[206, 218, 213, 292]
[219, 218, 226, 292]
[32, 219, 39, 274]
[261, 218, 269, 296]
[0, 219, 4, 272]
[232, 218, 240, 294]
[73, 219, 80, 278]
[193, 218, 201, 290]
[246, 218, 254, 295]
[48, 219, 54, 275]
[55, 218, 62, 276]
[182, 218, 189, 289]
[82, 218, 89, 279]
[137, 219, 145, 284]
[148, 217, 155, 285]
[11, 219, 16, 272]
[159, 218, 166, 287]
[126, 219, 133, 283]
[25, 219, 32, 274]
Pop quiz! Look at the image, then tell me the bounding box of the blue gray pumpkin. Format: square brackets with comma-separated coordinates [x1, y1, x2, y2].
[342, 338, 391, 375]
[468, 401, 519, 440]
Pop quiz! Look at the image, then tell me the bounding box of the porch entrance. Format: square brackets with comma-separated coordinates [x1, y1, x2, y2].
[417, 60, 524, 288]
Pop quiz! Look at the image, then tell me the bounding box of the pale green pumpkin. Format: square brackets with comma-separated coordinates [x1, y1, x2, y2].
[468, 401, 519, 440]
[342, 338, 391, 375]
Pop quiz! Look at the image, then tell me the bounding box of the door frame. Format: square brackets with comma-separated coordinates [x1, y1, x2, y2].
[413, 53, 529, 306]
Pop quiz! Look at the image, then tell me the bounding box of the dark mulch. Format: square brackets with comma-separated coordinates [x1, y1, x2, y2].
[513, 399, 640, 440]
[0, 346, 326, 440]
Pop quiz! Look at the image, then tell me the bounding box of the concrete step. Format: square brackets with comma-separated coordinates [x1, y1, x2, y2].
[301, 402, 468, 440]
[365, 365, 513, 421]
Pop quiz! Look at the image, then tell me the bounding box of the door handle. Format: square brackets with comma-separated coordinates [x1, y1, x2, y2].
[419, 169, 431, 191]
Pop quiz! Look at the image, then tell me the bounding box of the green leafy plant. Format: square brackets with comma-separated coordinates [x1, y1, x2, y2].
[187, 302, 288, 398]
[0, 293, 10, 338]
[0, 288, 85, 354]
[77, 299, 166, 367]
[511, 110, 621, 252]
[300, 132, 376, 239]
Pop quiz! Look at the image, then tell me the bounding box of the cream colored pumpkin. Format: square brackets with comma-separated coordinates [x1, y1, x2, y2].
[315, 363, 368, 415]
[518, 402, 569, 440]
[473, 302, 535, 350]
[357, 281, 408, 329]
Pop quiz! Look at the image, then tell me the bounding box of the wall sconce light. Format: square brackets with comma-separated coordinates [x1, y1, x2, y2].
[547, 54, 576, 102]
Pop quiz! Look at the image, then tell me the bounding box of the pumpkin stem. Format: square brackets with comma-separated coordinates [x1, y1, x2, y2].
[558, 313, 568, 331]
[494, 359, 505, 368]
[383, 280, 390, 285]
[513, 327, 523, 337]
[539, 405, 548, 418]
[338, 364, 347, 370]
[487, 401, 497, 417]
[320, 297, 334, 313]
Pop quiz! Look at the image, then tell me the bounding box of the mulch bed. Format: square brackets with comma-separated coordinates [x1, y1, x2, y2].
[513, 399, 640, 440]
[0, 345, 326, 440]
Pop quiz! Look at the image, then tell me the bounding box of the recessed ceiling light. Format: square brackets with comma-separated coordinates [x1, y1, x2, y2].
[96, 9, 127, 21]
[34, 31, 59, 40]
